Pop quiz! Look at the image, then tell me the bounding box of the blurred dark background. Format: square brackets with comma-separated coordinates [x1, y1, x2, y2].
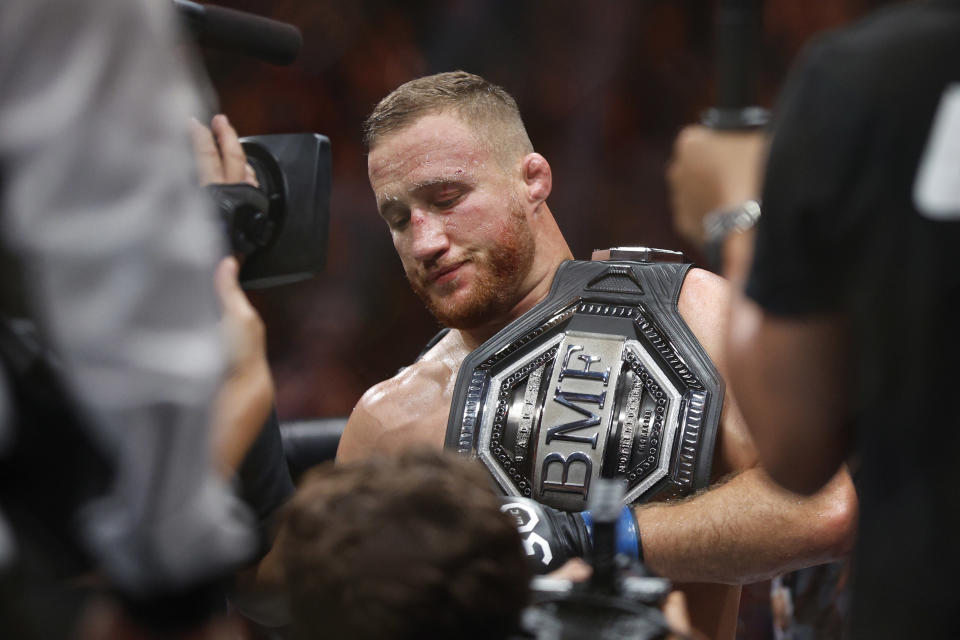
[196, 0, 904, 423]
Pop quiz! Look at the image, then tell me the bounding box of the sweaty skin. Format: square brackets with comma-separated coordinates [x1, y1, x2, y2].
[338, 111, 856, 640]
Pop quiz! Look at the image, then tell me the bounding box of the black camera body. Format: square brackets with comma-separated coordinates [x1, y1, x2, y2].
[213, 133, 331, 289]
[176, 3, 330, 289]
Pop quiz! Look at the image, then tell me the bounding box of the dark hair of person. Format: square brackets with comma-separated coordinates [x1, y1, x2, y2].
[280, 448, 531, 640]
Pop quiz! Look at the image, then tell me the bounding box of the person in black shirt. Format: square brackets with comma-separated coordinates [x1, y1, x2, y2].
[668, 2, 960, 637]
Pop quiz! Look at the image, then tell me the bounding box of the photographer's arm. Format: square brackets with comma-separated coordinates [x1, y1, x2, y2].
[192, 114, 275, 473]
[210, 256, 274, 473]
[191, 115, 297, 629]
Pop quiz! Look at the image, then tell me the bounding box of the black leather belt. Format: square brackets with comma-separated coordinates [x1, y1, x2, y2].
[445, 248, 724, 511]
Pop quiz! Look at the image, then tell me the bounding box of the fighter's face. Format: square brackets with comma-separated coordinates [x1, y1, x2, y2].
[368, 112, 535, 329]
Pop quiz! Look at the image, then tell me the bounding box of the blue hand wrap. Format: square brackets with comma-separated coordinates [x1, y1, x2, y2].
[580, 505, 643, 562]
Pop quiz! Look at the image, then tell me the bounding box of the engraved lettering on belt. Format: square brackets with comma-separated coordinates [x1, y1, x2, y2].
[541, 451, 593, 497]
[545, 344, 610, 447]
[534, 331, 626, 504]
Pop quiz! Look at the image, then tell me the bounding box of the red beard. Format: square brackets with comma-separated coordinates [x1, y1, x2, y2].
[406, 208, 535, 330]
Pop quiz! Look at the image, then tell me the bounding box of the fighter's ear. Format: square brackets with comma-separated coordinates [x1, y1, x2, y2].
[521, 153, 552, 205]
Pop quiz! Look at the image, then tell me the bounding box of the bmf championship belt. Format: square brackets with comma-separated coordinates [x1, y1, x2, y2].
[445, 248, 724, 512]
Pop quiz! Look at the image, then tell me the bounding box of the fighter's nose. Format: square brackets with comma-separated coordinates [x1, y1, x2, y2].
[409, 209, 450, 263]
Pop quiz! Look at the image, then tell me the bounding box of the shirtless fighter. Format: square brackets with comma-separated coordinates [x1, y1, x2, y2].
[336, 71, 856, 639]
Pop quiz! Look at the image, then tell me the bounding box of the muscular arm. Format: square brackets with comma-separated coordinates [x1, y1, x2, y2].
[636, 465, 855, 584]
[633, 269, 857, 585]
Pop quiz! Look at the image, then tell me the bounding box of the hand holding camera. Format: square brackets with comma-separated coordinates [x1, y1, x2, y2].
[190, 113, 274, 473]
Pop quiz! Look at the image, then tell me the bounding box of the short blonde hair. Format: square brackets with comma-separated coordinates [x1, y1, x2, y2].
[363, 71, 533, 166]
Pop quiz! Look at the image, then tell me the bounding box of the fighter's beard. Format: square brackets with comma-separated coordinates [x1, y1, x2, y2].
[407, 208, 535, 330]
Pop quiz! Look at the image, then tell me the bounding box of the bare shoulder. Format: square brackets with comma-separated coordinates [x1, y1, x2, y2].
[678, 267, 759, 474]
[677, 267, 731, 362]
[336, 329, 469, 463]
[678, 266, 728, 305]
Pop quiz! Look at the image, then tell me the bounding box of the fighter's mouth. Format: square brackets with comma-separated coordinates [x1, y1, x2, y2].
[428, 261, 468, 284]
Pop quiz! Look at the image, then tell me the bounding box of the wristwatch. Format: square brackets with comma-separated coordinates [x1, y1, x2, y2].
[702, 199, 761, 271]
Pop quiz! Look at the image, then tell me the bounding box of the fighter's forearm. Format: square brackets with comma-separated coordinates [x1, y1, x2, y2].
[634, 466, 856, 584]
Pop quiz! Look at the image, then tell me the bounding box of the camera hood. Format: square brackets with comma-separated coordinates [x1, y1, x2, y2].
[238, 133, 331, 289]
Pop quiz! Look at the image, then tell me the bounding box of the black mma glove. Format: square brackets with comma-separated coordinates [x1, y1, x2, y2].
[499, 496, 642, 574]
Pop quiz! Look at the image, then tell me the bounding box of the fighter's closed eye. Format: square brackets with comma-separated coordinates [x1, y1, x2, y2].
[379, 200, 410, 230]
[419, 182, 469, 211]
[435, 195, 461, 209]
[388, 214, 410, 230]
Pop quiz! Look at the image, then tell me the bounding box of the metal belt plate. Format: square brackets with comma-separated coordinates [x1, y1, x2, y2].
[445, 258, 724, 512]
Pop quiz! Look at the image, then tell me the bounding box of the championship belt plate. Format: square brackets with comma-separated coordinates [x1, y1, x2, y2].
[444, 248, 724, 512]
